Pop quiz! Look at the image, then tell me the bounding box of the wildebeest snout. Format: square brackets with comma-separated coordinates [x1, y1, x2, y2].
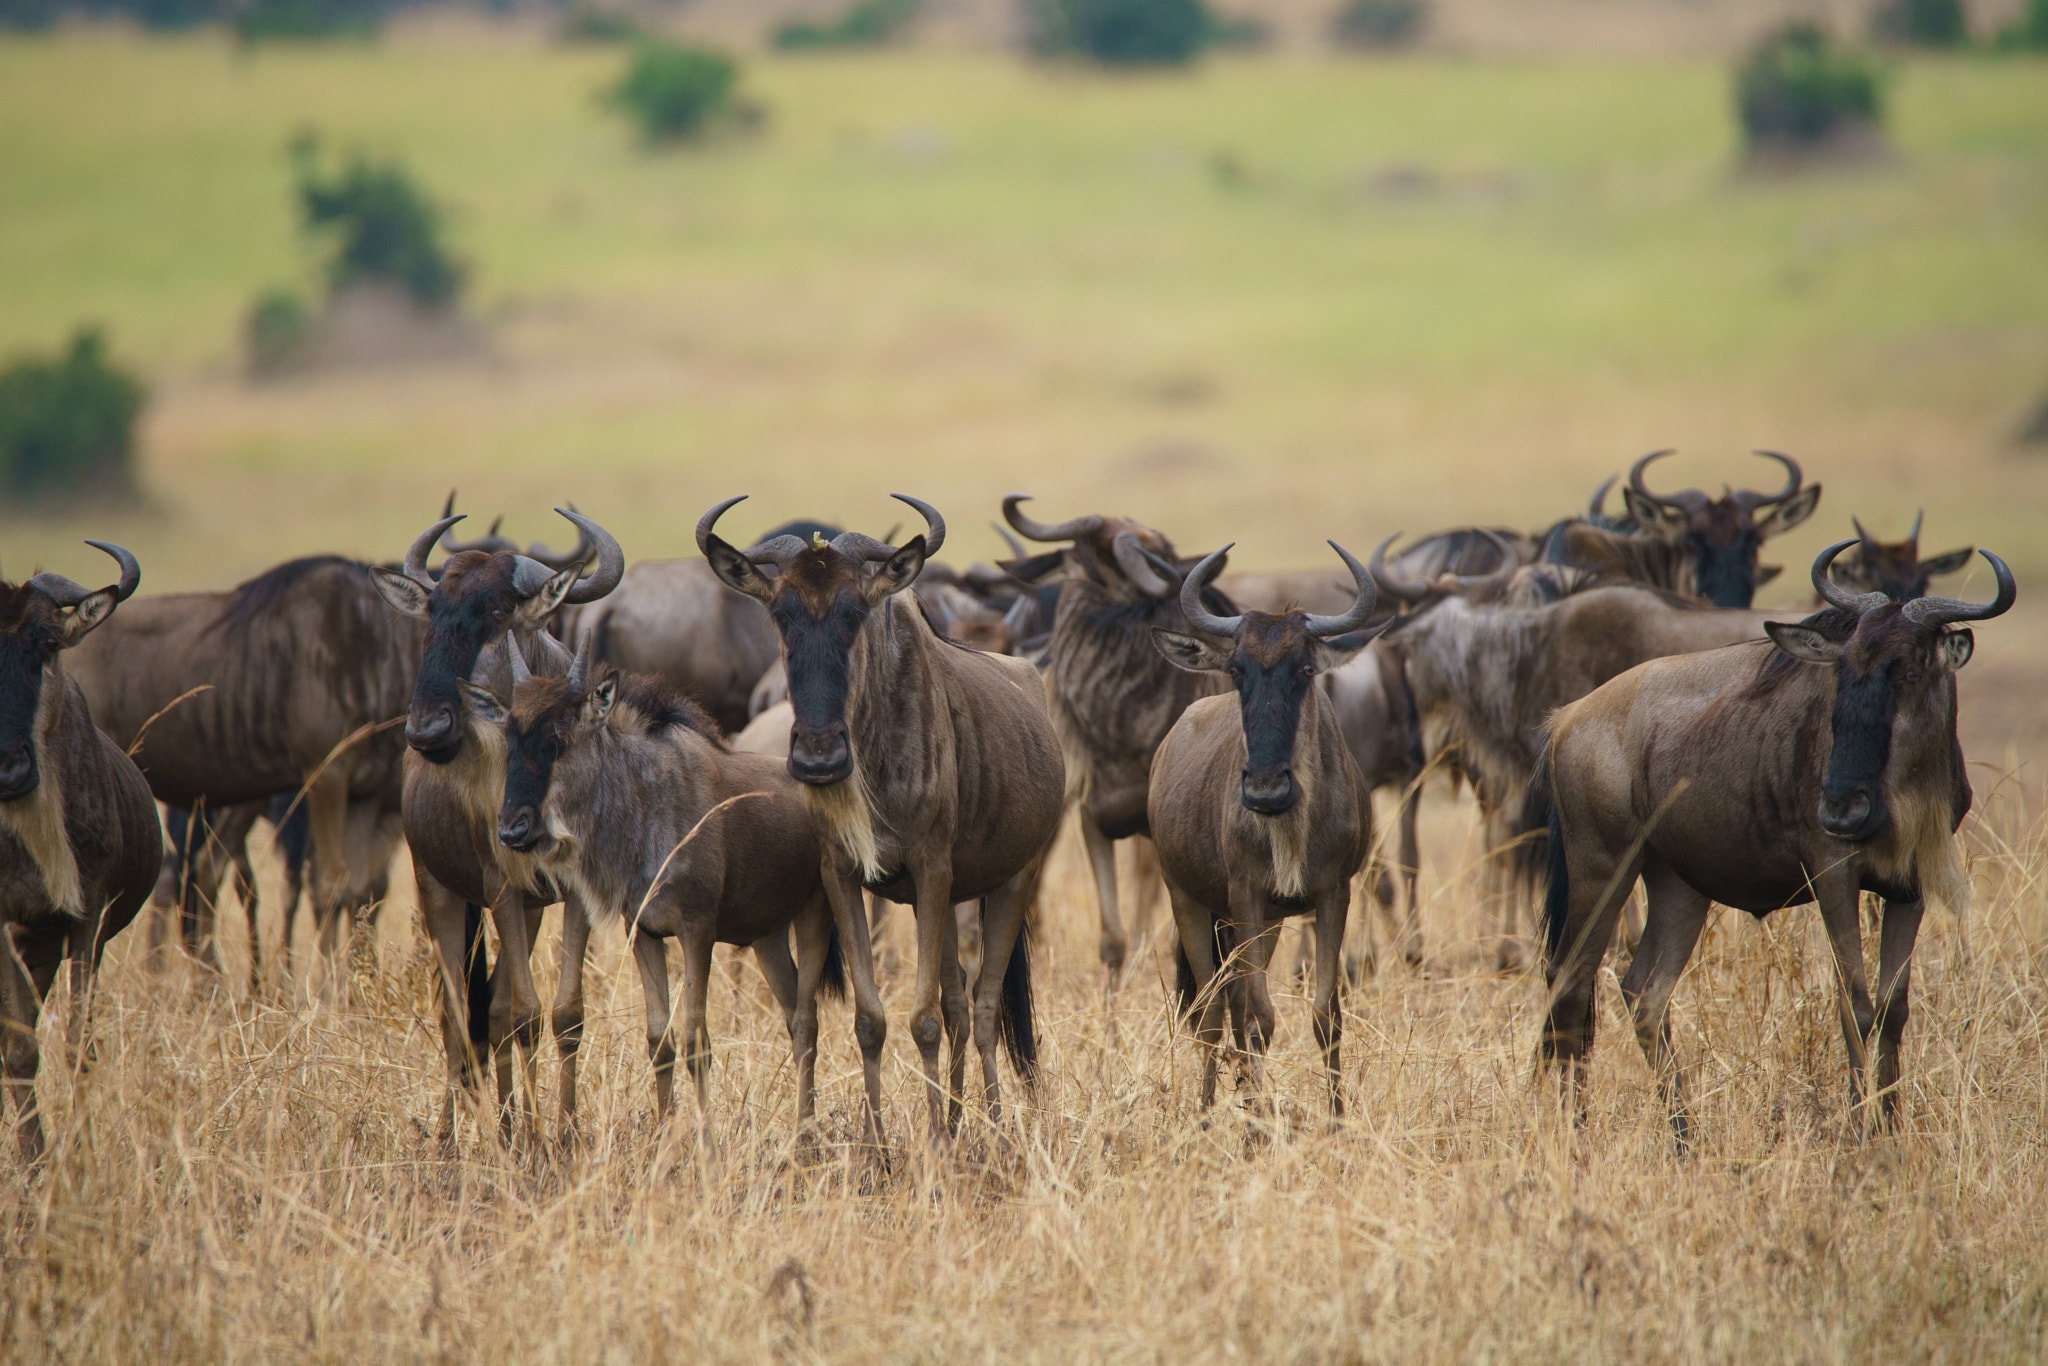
[1818, 784, 1885, 842]
[788, 721, 853, 786]
[405, 704, 459, 759]
[1240, 765, 1299, 816]
[0, 742, 37, 801]
[498, 804, 543, 852]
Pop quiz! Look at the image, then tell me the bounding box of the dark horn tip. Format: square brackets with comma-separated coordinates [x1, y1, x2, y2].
[84, 539, 141, 600]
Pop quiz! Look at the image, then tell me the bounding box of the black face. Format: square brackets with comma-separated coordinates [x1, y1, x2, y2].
[497, 711, 566, 852]
[774, 585, 868, 786]
[1689, 527, 1763, 609]
[0, 607, 55, 802]
[1230, 616, 1317, 817]
[407, 555, 527, 764]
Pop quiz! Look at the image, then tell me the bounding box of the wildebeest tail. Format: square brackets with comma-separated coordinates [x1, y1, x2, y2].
[268, 792, 312, 887]
[818, 922, 847, 1001]
[1174, 916, 1235, 1028]
[997, 916, 1038, 1081]
[1512, 730, 1559, 902]
[463, 901, 492, 1052]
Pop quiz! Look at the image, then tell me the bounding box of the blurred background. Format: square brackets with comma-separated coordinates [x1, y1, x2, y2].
[2, 0, 2045, 755]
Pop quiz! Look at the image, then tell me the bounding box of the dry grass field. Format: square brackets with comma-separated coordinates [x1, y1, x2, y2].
[3, 30, 2048, 1364]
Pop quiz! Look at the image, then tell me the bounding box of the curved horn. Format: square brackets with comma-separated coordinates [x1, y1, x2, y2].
[1851, 515, 1876, 551]
[1903, 550, 2016, 629]
[1588, 474, 1617, 522]
[1739, 449, 1802, 507]
[1179, 545, 1242, 638]
[1447, 528, 1520, 595]
[1111, 528, 1173, 598]
[1628, 448, 1701, 511]
[524, 505, 593, 571]
[555, 508, 623, 605]
[1002, 494, 1102, 544]
[891, 494, 945, 560]
[696, 495, 747, 557]
[510, 556, 556, 598]
[992, 522, 1028, 561]
[1811, 541, 1891, 614]
[442, 513, 517, 556]
[30, 540, 141, 608]
[566, 624, 598, 695]
[505, 632, 532, 687]
[403, 514, 463, 588]
[1909, 509, 1923, 546]
[1367, 533, 1431, 605]
[1303, 541, 1378, 638]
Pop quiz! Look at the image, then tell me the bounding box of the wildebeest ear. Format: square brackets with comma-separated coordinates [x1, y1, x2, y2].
[584, 675, 617, 723]
[1756, 484, 1822, 539]
[1621, 488, 1690, 539]
[864, 535, 927, 605]
[1150, 627, 1229, 673]
[1314, 619, 1391, 670]
[1938, 629, 1974, 672]
[456, 679, 508, 725]
[513, 568, 578, 624]
[56, 589, 118, 647]
[1764, 622, 1841, 665]
[372, 566, 432, 618]
[704, 536, 775, 602]
[1919, 547, 1976, 579]
[1754, 564, 1783, 587]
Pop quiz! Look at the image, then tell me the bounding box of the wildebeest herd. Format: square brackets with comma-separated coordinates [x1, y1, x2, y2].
[0, 453, 2014, 1162]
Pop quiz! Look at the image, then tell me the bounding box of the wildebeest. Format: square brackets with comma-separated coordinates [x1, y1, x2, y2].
[371, 508, 623, 1143]
[0, 542, 160, 1158]
[557, 519, 840, 735]
[1538, 542, 2013, 1144]
[998, 495, 1237, 993]
[1383, 545, 1789, 967]
[1831, 512, 1976, 604]
[1148, 541, 1384, 1116]
[700, 495, 1063, 1144]
[65, 551, 425, 974]
[1543, 449, 1820, 608]
[1320, 637, 1426, 966]
[460, 632, 843, 1134]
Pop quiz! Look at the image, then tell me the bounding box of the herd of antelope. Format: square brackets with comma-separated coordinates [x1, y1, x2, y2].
[0, 450, 2017, 1160]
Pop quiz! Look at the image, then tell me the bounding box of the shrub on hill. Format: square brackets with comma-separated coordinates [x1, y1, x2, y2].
[1994, 0, 2048, 49]
[1031, 0, 1212, 65]
[1735, 23, 1884, 154]
[0, 329, 145, 503]
[772, 0, 918, 50]
[236, 0, 383, 42]
[1871, 0, 1968, 47]
[292, 134, 465, 309]
[605, 42, 755, 143]
[1330, 0, 1426, 49]
[560, 4, 646, 43]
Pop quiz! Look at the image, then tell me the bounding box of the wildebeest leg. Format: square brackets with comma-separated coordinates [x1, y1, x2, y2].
[752, 931, 799, 1024]
[1127, 836, 1165, 967]
[0, 926, 47, 1161]
[630, 929, 677, 1120]
[675, 921, 718, 1131]
[938, 908, 969, 1136]
[415, 864, 477, 1147]
[973, 866, 1039, 1123]
[276, 819, 308, 987]
[1080, 813, 1127, 994]
[304, 769, 353, 986]
[1617, 861, 1710, 1152]
[486, 891, 547, 1131]
[147, 805, 189, 970]
[821, 862, 888, 1149]
[906, 855, 959, 1145]
[1234, 901, 1281, 1112]
[1391, 781, 1424, 967]
[1311, 893, 1348, 1118]
[551, 896, 592, 1146]
[1168, 888, 1226, 1109]
[1542, 836, 1642, 1129]
[1815, 869, 1877, 1131]
[786, 893, 835, 1135]
[1872, 897, 1925, 1131]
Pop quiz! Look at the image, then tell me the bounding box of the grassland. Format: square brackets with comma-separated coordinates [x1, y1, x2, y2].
[2, 31, 2048, 1363]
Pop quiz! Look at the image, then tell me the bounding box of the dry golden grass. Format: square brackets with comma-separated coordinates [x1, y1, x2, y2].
[4, 771, 2045, 1363]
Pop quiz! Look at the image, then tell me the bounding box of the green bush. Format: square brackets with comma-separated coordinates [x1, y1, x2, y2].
[559, 5, 646, 44]
[1871, 0, 1968, 47]
[1735, 23, 1884, 150]
[1330, 0, 1425, 49]
[772, 0, 918, 50]
[0, 0, 63, 30]
[604, 42, 746, 143]
[1032, 0, 1212, 65]
[244, 288, 310, 375]
[1205, 12, 1268, 49]
[236, 0, 381, 42]
[291, 134, 465, 309]
[0, 330, 145, 502]
[1995, 0, 2048, 49]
